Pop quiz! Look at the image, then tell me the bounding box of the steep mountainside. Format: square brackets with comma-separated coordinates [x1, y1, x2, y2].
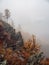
[0, 20, 23, 50]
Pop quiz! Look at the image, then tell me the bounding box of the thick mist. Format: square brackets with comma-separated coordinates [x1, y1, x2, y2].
[0, 0, 49, 57]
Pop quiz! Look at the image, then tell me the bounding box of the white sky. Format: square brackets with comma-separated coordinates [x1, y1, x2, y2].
[0, 0, 49, 57]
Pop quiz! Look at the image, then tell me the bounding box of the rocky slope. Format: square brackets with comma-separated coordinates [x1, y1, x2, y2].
[0, 20, 23, 50]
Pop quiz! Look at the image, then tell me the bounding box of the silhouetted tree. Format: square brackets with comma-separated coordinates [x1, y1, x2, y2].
[0, 13, 3, 20]
[4, 9, 10, 22]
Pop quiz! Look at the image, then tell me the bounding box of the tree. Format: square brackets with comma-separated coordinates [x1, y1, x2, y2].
[4, 9, 15, 29]
[0, 13, 3, 20]
[27, 52, 44, 65]
[5, 9, 10, 21]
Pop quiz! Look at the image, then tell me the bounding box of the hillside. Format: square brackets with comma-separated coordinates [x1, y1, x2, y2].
[0, 20, 23, 50]
[0, 20, 44, 65]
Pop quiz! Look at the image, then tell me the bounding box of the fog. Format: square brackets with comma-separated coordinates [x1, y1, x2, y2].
[0, 0, 49, 57]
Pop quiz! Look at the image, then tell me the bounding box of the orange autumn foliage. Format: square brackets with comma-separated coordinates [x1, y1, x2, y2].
[0, 35, 41, 65]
